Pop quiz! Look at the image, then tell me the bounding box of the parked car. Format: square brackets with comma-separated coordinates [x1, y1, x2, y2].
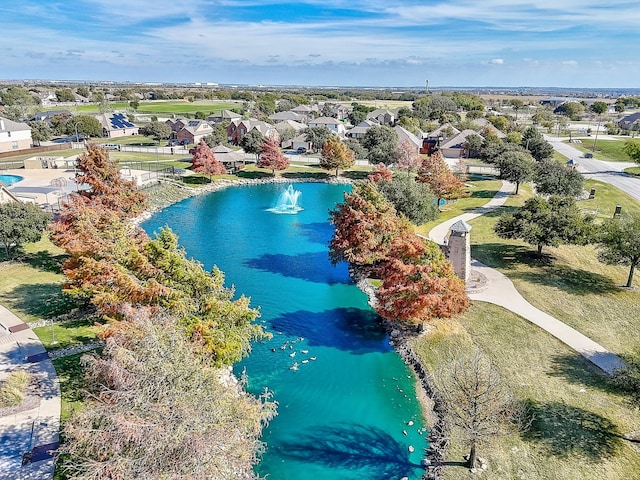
[167, 139, 179, 146]
[178, 139, 190, 145]
[297, 147, 307, 154]
[584, 152, 593, 158]
[103, 144, 120, 151]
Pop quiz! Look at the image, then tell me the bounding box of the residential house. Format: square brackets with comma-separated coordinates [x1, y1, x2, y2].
[175, 120, 214, 145]
[274, 120, 307, 148]
[346, 120, 377, 139]
[291, 105, 317, 123]
[226, 118, 277, 145]
[207, 109, 241, 124]
[291, 133, 313, 153]
[366, 109, 396, 126]
[0, 117, 32, 153]
[30, 110, 72, 126]
[439, 129, 478, 158]
[394, 125, 422, 153]
[421, 124, 460, 154]
[95, 113, 139, 138]
[307, 116, 347, 137]
[268, 111, 306, 123]
[618, 112, 640, 132]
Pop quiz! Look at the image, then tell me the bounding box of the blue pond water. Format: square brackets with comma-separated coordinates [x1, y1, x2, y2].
[142, 182, 427, 480]
[0, 174, 23, 186]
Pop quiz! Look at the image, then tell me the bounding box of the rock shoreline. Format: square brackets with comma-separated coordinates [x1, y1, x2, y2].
[349, 264, 448, 480]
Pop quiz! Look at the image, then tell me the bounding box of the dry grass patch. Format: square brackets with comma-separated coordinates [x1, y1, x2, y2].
[412, 303, 640, 480]
[0, 370, 30, 407]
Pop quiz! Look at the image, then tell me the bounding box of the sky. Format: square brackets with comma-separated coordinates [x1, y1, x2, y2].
[1, 0, 639, 88]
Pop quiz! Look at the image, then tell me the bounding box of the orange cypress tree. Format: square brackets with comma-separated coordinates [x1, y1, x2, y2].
[258, 137, 289, 176]
[320, 134, 355, 177]
[417, 150, 467, 208]
[191, 140, 226, 181]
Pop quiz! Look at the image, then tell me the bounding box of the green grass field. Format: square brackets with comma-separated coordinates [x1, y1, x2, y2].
[567, 138, 634, 162]
[50, 100, 240, 116]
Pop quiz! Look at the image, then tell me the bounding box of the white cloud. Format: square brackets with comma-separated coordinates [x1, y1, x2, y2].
[490, 58, 504, 65]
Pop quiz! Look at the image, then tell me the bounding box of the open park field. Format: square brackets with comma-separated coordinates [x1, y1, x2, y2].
[45, 100, 240, 116]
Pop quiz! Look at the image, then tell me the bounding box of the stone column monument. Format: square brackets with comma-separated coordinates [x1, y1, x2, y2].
[446, 220, 472, 282]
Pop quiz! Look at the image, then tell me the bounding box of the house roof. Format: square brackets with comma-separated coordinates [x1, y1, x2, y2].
[95, 113, 137, 131]
[426, 123, 460, 139]
[619, 112, 640, 124]
[367, 108, 396, 119]
[274, 120, 307, 132]
[31, 110, 71, 122]
[440, 129, 478, 149]
[292, 105, 316, 113]
[394, 125, 421, 149]
[309, 116, 342, 126]
[209, 109, 241, 120]
[0, 117, 31, 132]
[268, 111, 305, 122]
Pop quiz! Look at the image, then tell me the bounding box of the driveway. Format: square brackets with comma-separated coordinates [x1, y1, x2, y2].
[545, 135, 640, 202]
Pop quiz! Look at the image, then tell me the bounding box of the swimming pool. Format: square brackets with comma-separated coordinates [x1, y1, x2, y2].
[0, 174, 23, 187]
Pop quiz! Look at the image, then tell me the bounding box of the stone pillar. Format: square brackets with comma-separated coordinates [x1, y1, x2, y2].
[446, 220, 472, 282]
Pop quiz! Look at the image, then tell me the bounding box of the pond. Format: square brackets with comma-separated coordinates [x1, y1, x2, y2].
[142, 182, 428, 480]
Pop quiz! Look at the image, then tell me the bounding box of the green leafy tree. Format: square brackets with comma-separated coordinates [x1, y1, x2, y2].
[76, 86, 90, 98]
[494, 150, 536, 194]
[0, 202, 52, 259]
[66, 115, 103, 138]
[320, 134, 355, 177]
[0, 86, 38, 120]
[495, 195, 594, 255]
[590, 101, 608, 115]
[28, 120, 53, 146]
[510, 99, 525, 121]
[202, 122, 230, 147]
[344, 138, 367, 160]
[129, 100, 140, 110]
[304, 126, 332, 153]
[596, 213, 640, 288]
[555, 101, 584, 121]
[525, 137, 554, 162]
[378, 174, 439, 225]
[55, 88, 76, 102]
[623, 140, 640, 164]
[534, 159, 584, 197]
[241, 129, 265, 160]
[362, 125, 398, 165]
[348, 103, 375, 125]
[140, 121, 171, 141]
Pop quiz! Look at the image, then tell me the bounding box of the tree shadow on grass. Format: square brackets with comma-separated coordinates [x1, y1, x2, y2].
[270, 308, 390, 354]
[245, 251, 350, 285]
[1, 283, 78, 320]
[508, 263, 619, 295]
[277, 423, 424, 479]
[342, 170, 371, 181]
[182, 175, 212, 185]
[236, 170, 273, 179]
[471, 243, 538, 270]
[547, 353, 619, 393]
[469, 189, 500, 200]
[522, 400, 624, 461]
[282, 171, 331, 180]
[19, 250, 68, 274]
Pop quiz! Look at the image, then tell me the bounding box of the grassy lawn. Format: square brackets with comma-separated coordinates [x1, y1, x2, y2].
[624, 166, 640, 176]
[567, 139, 632, 162]
[415, 177, 503, 236]
[412, 303, 640, 480]
[0, 237, 77, 323]
[33, 317, 101, 351]
[467, 180, 640, 357]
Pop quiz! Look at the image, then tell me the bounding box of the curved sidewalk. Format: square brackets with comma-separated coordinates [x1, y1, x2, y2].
[0, 304, 60, 480]
[429, 181, 624, 374]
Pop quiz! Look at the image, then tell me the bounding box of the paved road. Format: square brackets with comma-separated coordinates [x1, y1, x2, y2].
[545, 135, 640, 202]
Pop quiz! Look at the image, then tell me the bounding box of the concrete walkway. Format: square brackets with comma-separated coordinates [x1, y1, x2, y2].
[0, 304, 60, 480]
[429, 181, 624, 374]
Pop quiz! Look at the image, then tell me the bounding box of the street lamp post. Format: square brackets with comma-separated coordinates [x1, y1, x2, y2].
[592, 120, 601, 153]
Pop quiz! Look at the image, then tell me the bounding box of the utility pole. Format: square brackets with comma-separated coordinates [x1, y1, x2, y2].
[425, 79, 429, 95]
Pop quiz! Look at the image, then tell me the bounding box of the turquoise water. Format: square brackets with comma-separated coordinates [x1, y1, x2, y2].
[142, 182, 427, 480]
[0, 174, 23, 186]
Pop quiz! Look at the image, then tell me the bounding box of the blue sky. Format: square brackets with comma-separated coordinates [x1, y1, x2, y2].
[2, 0, 639, 88]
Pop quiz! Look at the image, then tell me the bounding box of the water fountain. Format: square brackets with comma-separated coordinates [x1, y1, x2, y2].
[269, 184, 303, 214]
